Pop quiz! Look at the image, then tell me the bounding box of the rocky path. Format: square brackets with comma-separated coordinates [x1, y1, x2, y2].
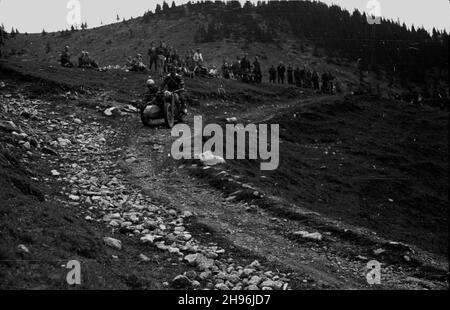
[0, 88, 296, 290]
[1, 81, 447, 290]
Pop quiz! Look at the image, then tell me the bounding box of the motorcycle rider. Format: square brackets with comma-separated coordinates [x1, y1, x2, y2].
[143, 78, 158, 103]
[160, 66, 187, 116]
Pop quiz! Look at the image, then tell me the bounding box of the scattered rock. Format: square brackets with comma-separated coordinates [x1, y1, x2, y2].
[249, 260, 261, 269]
[184, 270, 197, 280]
[184, 253, 199, 266]
[17, 244, 30, 254]
[104, 107, 118, 116]
[196, 151, 225, 166]
[293, 230, 323, 241]
[69, 194, 80, 201]
[181, 210, 193, 218]
[0, 120, 18, 133]
[139, 254, 151, 262]
[103, 237, 122, 250]
[248, 275, 262, 286]
[42, 146, 59, 156]
[172, 275, 191, 289]
[373, 248, 386, 255]
[260, 279, 283, 289]
[215, 283, 230, 290]
[140, 234, 162, 244]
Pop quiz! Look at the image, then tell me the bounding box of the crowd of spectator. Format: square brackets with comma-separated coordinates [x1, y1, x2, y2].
[60, 42, 336, 94]
[268, 62, 335, 94]
[220, 54, 262, 84]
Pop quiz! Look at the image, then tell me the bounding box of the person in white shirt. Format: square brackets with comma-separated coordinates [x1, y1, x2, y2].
[193, 48, 203, 64]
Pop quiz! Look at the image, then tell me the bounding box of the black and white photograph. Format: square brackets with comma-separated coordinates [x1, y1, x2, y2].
[0, 0, 448, 298]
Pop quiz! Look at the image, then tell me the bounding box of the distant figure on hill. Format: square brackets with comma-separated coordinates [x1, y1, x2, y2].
[277, 62, 285, 84]
[183, 50, 195, 78]
[240, 54, 251, 82]
[127, 53, 146, 72]
[299, 66, 306, 87]
[305, 69, 312, 88]
[222, 61, 230, 79]
[287, 64, 294, 84]
[156, 42, 166, 76]
[60, 46, 74, 68]
[87, 52, 99, 69]
[312, 70, 320, 90]
[78, 51, 98, 69]
[78, 51, 87, 68]
[148, 41, 158, 72]
[193, 48, 203, 65]
[231, 57, 240, 79]
[253, 56, 262, 84]
[294, 66, 301, 86]
[269, 65, 276, 83]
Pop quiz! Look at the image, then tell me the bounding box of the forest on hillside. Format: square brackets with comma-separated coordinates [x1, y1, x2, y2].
[143, 0, 449, 95]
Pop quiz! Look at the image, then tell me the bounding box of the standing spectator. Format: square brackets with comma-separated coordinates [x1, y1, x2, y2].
[163, 43, 170, 73]
[299, 65, 306, 87]
[156, 41, 166, 77]
[269, 65, 277, 83]
[312, 70, 320, 90]
[326, 71, 334, 95]
[305, 69, 313, 88]
[253, 56, 262, 83]
[232, 56, 240, 79]
[193, 48, 203, 64]
[277, 62, 286, 84]
[148, 41, 158, 72]
[184, 50, 195, 78]
[294, 66, 301, 86]
[222, 60, 230, 79]
[287, 64, 294, 84]
[240, 53, 251, 81]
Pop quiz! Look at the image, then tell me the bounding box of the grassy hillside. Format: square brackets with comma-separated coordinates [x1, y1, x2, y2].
[2, 13, 397, 95]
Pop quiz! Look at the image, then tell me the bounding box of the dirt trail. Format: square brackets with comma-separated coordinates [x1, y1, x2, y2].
[123, 94, 449, 290]
[123, 96, 380, 289]
[2, 64, 446, 289]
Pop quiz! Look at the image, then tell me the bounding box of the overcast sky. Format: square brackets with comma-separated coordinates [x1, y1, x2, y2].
[0, 0, 448, 34]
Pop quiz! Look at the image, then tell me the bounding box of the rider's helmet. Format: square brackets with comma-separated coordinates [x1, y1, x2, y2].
[164, 90, 172, 100]
[146, 79, 157, 94]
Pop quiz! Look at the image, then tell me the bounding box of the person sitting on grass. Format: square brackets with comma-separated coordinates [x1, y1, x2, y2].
[60, 46, 74, 68]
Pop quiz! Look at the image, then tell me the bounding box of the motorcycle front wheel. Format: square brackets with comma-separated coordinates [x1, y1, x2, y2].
[163, 98, 175, 128]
